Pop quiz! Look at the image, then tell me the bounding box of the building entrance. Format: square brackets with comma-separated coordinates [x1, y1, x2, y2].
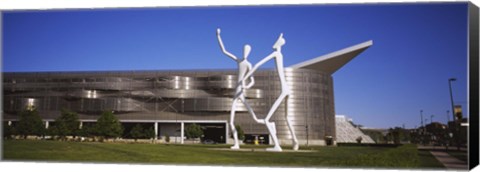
[198, 123, 226, 144]
[244, 134, 269, 145]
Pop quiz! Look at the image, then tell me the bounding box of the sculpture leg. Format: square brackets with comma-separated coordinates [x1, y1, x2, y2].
[266, 121, 282, 152]
[230, 98, 240, 149]
[285, 95, 299, 150]
[264, 93, 288, 152]
[240, 97, 264, 124]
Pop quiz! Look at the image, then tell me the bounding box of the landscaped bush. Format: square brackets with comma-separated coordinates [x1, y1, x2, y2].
[235, 125, 245, 141]
[185, 123, 203, 140]
[51, 109, 80, 140]
[3, 124, 16, 139]
[95, 111, 123, 141]
[130, 124, 144, 142]
[165, 134, 170, 143]
[16, 108, 45, 139]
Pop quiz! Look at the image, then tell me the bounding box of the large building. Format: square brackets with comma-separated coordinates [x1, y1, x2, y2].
[2, 40, 372, 145]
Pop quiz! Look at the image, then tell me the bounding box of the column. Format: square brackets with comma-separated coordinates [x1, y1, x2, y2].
[79, 121, 83, 129]
[180, 122, 184, 144]
[45, 121, 49, 129]
[154, 122, 158, 140]
[8, 121, 12, 126]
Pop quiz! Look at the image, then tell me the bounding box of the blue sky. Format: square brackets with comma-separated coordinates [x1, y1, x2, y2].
[2, 3, 469, 129]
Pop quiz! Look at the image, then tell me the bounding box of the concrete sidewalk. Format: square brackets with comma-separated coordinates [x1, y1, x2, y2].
[417, 145, 467, 151]
[429, 151, 468, 170]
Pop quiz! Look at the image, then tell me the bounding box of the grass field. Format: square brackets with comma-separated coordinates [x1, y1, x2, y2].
[2, 140, 445, 169]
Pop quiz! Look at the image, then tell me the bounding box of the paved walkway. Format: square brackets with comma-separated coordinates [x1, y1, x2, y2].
[429, 151, 468, 170]
[418, 145, 468, 151]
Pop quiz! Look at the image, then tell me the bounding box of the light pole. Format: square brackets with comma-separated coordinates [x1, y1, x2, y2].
[448, 78, 457, 122]
[424, 119, 429, 145]
[445, 110, 450, 151]
[448, 78, 458, 150]
[420, 110, 424, 134]
[430, 115, 435, 144]
[446, 110, 450, 124]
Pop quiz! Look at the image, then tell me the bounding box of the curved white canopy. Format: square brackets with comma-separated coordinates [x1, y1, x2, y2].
[289, 40, 373, 74]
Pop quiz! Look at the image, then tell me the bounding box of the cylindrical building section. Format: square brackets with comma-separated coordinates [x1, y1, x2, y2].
[232, 68, 335, 145]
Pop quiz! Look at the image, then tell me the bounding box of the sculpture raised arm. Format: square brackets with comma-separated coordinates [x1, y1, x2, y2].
[244, 52, 276, 80]
[244, 33, 285, 81]
[216, 28, 238, 61]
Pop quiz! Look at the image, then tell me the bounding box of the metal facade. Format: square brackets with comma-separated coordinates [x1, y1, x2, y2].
[3, 68, 335, 143]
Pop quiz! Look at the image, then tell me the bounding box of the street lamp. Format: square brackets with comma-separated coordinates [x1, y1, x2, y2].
[424, 119, 429, 145]
[420, 110, 424, 133]
[445, 110, 450, 151]
[448, 78, 456, 122]
[448, 77, 459, 150]
[446, 110, 450, 124]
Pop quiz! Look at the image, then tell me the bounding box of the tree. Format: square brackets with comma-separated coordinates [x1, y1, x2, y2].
[4, 124, 17, 139]
[361, 129, 385, 143]
[145, 127, 156, 140]
[387, 127, 402, 144]
[356, 136, 363, 143]
[77, 125, 96, 140]
[52, 109, 80, 140]
[165, 134, 170, 143]
[130, 124, 144, 142]
[185, 123, 203, 140]
[235, 125, 245, 141]
[95, 111, 123, 141]
[16, 108, 45, 139]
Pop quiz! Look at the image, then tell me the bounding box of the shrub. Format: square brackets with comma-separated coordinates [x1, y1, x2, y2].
[77, 125, 96, 138]
[130, 124, 144, 142]
[144, 127, 156, 140]
[52, 109, 80, 140]
[4, 124, 16, 139]
[165, 134, 170, 143]
[356, 136, 363, 143]
[16, 108, 45, 139]
[95, 111, 123, 141]
[185, 123, 203, 140]
[235, 125, 245, 141]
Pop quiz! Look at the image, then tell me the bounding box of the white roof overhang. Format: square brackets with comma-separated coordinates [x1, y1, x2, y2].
[289, 40, 373, 74]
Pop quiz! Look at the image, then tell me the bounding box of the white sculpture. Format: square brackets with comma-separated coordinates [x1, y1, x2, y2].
[244, 33, 299, 151]
[216, 28, 263, 149]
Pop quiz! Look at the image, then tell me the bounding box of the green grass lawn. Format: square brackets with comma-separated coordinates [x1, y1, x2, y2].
[2, 140, 445, 169]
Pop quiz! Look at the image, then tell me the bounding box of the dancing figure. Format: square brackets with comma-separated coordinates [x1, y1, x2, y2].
[244, 33, 299, 151]
[216, 28, 262, 149]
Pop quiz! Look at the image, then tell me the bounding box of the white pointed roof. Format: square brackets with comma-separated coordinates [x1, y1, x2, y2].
[289, 40, 373, 74]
